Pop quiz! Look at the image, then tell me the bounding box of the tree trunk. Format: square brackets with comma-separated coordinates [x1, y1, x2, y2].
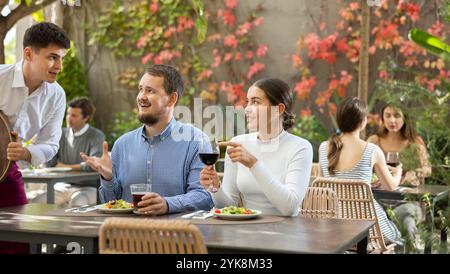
[0, 31, 5, 64]
[358, 1, 370, 105]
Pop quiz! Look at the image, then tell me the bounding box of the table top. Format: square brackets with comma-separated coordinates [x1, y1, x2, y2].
[21, 171, 100, 181]
[0, 204, 373, 254]
[373, 184, 450, 196]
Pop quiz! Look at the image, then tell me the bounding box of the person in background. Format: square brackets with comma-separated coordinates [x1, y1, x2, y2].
[30, 97, 105, 206]
[368, 104, 431, 240]
[0, 22, 70, 253]
[318, 97, 404, 246]
[200, 78, 313, 216]
[81, 65, 213, 215]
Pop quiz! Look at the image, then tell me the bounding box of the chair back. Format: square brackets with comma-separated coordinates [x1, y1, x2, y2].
[99, 218, 207, 254]
[311, 177, 395, 253]
[300, 187, 338, 218]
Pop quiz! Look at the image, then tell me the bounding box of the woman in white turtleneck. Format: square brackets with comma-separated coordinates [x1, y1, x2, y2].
[200, 78, 313, 216]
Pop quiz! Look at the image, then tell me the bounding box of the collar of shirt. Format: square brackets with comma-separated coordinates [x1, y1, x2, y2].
[11, 60, 47, 96]
[72, 124, 90, 137]
[140, 117, 176, 144]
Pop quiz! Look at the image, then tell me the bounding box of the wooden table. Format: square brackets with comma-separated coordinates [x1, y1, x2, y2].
[0, 204, 373, 254]
[372, 184, 450, 254]
[21, 172, 100, 204]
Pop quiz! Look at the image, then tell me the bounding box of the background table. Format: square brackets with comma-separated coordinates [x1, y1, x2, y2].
[22, 171, 100, 204]
[0, 204, 373, 254]
[372, 184, 450, 254]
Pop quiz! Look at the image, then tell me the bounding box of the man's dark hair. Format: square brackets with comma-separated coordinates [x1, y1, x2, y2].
[23, 22, 70, 51]
[146, 65, 184, 99]
[68, 97, 96, 122]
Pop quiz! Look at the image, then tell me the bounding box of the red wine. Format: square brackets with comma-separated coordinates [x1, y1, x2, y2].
[199, 153, 219, 165]
[387, 162, 399, 167]
[132, 193, 145, 208]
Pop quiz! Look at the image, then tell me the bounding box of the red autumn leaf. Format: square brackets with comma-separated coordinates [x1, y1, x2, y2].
[141, 53, 154, 65]
[349, 2, 359, 11]
[300, 109, 312, 118]
[328, 79, 339, 90]
[247, 62, 265, 79]
[428, 21, 444, 37]
[211, 56, 221, 68]
[236, 22, 252, 37]
[336, 85, 347, 98]
[305, 33, 320, 58]
[226, 0, 238, 9]
[224, 53, 233, 62]
[328, 102, 337, 116]
[224, 9, 235, 27]
[149, 0, 159, 13]
[256, 44, 268, 57]
[379, 69, 389, 80]
[339, 70, 352, 86]
[319, 22, 326, 31]
[336, 38, 349, 53]
[224, 35, 239, 48]
[294, 76, 317, 100]
[253, 17, 264, 26]
[197, 70, 213, 81]
[163, 27, 176, 38]
[291, 54, 303, 67]
[407, 3, 420, 22]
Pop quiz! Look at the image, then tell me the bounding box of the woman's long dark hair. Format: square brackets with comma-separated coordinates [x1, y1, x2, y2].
[376, 104, 422, 145]
[252, 78, 295, 130]
[328, 97, 367, 175]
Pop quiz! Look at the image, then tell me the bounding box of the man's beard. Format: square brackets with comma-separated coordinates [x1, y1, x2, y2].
[138, 112, 160, 125]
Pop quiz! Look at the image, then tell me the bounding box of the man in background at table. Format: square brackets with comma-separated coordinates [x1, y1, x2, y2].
[81, 64, 213, 215]
[0, 22, 70, 253]
[29, 97, 105, 207]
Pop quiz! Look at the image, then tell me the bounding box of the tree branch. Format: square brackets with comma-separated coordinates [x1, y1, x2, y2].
[6, 0, 58, 30]
[0, 0, 9, 10]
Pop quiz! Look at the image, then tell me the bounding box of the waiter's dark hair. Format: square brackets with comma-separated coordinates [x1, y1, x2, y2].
[23, 22, 70, 51]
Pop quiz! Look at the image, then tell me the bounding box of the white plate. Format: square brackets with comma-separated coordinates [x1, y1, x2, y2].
[212, 209, 262, 220]
[98, 204, 134, 214]
[44, 167, 72, 172]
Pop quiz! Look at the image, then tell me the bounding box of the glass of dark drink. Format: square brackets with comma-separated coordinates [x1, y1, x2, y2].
[199, 138, 220, 192]
[386, 152, 400, 167]
[130, 184, 152, 208]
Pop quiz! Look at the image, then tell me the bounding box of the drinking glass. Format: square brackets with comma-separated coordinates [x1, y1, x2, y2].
[130, 184, 152, 208]
[199, 139, 220, 192]
[386, 152, 400, 167]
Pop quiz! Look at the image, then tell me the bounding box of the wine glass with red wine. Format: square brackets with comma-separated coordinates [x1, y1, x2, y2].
[386, 152, 400, 167]
[199, 138, 220, 192]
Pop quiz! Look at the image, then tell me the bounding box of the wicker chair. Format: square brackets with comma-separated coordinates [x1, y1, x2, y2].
[311, 177, 396, 254]
[99, 218, 207, 254]
[300, 187, 338, 219]
[310, 162, 321, 178]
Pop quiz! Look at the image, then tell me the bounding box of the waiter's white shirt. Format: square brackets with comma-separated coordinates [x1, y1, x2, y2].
[0, 60, 66, 167]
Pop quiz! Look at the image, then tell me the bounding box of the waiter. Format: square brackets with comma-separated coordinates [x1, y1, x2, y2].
[0, 22, 70, 253]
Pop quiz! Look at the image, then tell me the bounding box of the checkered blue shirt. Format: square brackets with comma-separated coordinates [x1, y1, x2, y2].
[99, 118, 213, 213]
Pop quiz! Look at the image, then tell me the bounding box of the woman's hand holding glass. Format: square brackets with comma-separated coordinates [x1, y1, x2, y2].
[198, 139, 220, 192]
[200, 165, 221, 193]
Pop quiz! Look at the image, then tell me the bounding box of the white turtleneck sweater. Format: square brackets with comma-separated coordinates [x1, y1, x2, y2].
[212, 131, 313, 216]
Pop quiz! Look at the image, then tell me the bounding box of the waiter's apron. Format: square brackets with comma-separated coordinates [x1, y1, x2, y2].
[0, 162, 29, 253]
